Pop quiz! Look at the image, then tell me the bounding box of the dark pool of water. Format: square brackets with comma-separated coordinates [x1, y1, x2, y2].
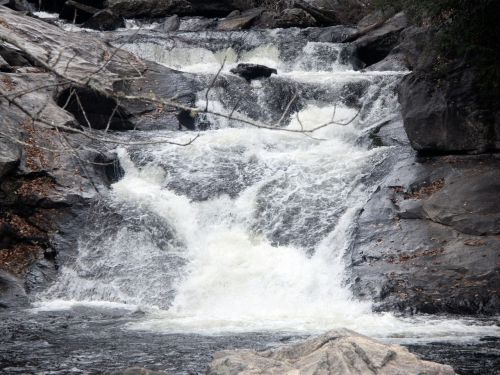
[0, 307, 498, 375]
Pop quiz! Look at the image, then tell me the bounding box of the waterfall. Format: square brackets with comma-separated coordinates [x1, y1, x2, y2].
[36, 29, 499, 341]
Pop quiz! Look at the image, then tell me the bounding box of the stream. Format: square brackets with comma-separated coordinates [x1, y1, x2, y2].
[1, 17, 499, 375]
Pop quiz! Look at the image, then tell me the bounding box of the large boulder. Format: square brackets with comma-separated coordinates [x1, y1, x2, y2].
[352, 12, 408, 68]
[350, 149, 500, 315]
[275, 8, 317, 28]
[422, 170, 500, 235]
[395, 25, 499, 154]
[208, 329, 457, 375]
[294, 0, 371, 25]
[398, 61, 499, 154]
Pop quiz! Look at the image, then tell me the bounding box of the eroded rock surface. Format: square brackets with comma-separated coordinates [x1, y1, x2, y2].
[350, 149, 500, 315]
[208, 329, 457, 375]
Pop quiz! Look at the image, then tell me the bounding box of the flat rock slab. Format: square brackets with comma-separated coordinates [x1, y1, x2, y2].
[208, 329, 456, 375]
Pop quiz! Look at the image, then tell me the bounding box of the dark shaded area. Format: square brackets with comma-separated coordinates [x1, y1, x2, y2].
[82, 8, 125, 31]
[94, 153, 125, 185]
[57, 87, 134, 131]
[230, 63, 277, 82]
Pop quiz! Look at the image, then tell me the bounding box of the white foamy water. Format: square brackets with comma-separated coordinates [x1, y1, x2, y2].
[37, 36, 500, 342]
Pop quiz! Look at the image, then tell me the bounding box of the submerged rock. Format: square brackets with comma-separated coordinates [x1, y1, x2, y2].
[208, 329, 457, 375]
[230, 63, 277, 82]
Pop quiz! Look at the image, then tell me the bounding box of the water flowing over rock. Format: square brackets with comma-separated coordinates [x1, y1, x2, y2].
[1, 5, 500, 374]
[208, 329, 457, 375]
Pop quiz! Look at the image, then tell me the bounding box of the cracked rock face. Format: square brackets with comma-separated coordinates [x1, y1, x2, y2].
[207, 329, 456, 375]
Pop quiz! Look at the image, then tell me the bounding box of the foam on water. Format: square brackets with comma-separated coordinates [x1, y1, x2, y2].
[37, 37, 500, 343]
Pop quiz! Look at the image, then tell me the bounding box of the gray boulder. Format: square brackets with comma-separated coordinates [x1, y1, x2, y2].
[399, 60, 499, 154]
[217, 7, 264, 31]
[208, 329, 457, 375]
[352, 12, 408, 68]
[162, 14, 180, 31]
[350, 150, 500, 315]
[275, 8, 317, 28]
[0, 270, 29, 309]
[422, 170, 500, 235]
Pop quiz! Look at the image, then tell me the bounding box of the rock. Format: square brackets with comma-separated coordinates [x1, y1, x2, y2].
[105, 0, 255, 19]
[0, 6, 142, 90]
[275, 8, 316, 28]
[208, 329, 457, 375]
[0, 53, 11, 72]
[107, 368, 168, 375]
[396, 26, 433, 70]
[422, 171, 500, 235]
[7, 0, 35, 12]
[0, 270, 29, 308]
[350, 149, 500, 315]
[364, 52, 407, 72]
[294, 0, 339, 25]
[82, 8, 125, 30]
[162, 14, 180, 32]
[399, 58, 498, 154]
[357, 10, 387, 29]
[353, 12, 408, 68]
[230, 63, 277, 82]
[60, 0, 101, 23]
[252, 10, 277, 29]
[305, 25, 358, 42]
[217, 7, 264, 31]
[0, 136, 21, 179]
[0, 44, 32, 68]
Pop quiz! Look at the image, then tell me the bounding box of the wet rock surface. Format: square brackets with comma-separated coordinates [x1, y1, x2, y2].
[350, 146, 500, 315]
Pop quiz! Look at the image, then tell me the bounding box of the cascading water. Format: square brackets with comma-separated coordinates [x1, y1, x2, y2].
[36, 29, 499, 341]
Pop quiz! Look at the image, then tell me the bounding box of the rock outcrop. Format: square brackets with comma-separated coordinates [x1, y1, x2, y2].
[208, 329, 457, 375]
[350, 141, 500, 314]
[393, 22, 500, 154]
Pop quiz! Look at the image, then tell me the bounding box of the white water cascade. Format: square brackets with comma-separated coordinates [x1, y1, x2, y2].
[37, 31, 499, 342]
